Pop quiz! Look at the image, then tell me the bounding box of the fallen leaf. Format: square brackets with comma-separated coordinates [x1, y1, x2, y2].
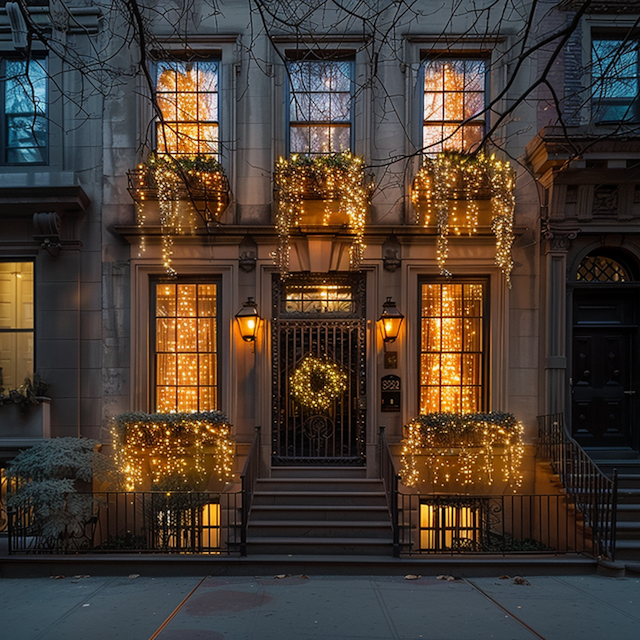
[274, 574, 291, 579]
[300, 575, 309, 579]
[404, 574, 421, 580]
[129, 574, 140, 580]
[74, 575, 90, 580]
[513, 576, 531, 586]
[437, 574, 456, 581]
[51, 575, 65, 580]
[498, 575, 510, 580]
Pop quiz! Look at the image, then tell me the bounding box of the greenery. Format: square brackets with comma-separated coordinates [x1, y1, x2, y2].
[144, 152, 225, 177]
[0, 374, 50, 411]
[4, 438, 120, 552]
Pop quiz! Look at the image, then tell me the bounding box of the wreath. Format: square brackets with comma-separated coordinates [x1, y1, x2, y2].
[290, 356, 348, 411]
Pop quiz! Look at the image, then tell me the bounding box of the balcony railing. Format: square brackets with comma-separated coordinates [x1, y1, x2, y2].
[537, 412, 618, 560]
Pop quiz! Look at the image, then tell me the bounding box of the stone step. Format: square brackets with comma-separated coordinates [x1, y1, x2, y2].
[248, 520, 392, 539]
[615, 488, 640, 504]
[584, 447, 640, 461]
[615, 504, 640, 522]
[246, 536, 393, 556]
[270, 466, 367, 479]
[252, 490, 388, 507]
[615, 521, 640, 540]
[250, 504, 390, 522]
[256, 478, 385, 493]
[615, 539, 640, 562]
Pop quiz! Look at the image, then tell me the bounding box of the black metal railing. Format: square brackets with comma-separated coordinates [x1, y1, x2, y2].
[240, 426, 261, 556]
[397, 492, 598, 555]
[537, 413, 618, 560]
[7, 489, 243, 555]
[379, 427, 400, 557]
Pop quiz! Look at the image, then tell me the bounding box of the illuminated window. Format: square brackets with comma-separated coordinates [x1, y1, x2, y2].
[420, 282, 485, 413]
[154, 282, 219, 412]
[576, 254, 632, 282]
[288, 59, 353, 155]
[0, 262, 34, 390]
[592, 39, 639, 123]
[420, 502, 484, 551]
[2, 58, 47, 164]
[156, 60, 219, 156]
[285, 284, 354, 315]
[423, 58, 486, 154]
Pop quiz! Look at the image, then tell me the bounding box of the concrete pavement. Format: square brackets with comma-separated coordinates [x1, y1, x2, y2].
[2, 573, 640, 640]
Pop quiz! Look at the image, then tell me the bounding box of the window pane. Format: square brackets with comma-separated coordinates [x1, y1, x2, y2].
[154, 282, 218, 412]
[0, 262, 34, 389]
[420, 282, 485, 414]
[423, 58, 486, 154]
[289, 60, 352, 155]
[155, 60, 218, 157]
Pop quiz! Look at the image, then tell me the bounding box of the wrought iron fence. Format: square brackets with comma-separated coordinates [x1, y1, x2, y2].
[537, 413, 617, 560]
[398, 492, 597, 555]
[7, 490, 242, 555]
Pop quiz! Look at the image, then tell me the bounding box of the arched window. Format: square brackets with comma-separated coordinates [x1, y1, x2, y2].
[576, 252, 635, 282]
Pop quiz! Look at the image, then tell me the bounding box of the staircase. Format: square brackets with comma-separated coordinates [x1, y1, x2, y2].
[246, 467, 394, 555]
[586, 448, 640, 562]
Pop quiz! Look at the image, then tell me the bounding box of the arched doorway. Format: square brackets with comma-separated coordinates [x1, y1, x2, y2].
[570, 250, 640, 451]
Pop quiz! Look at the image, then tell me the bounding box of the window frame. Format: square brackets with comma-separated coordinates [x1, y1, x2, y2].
[285, 54, 355, 157]
[153, 55, 221, 159]
[417, 276, 490, 415]
[150, 275, 222, 413]
[0, 259, 35, 391]
[0, 55, 48, 166]
[591, 34, 640, 125]
[420, 54, 489, 155]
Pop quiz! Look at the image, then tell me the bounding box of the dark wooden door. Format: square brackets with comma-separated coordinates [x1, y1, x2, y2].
[571, 290, 638, 449]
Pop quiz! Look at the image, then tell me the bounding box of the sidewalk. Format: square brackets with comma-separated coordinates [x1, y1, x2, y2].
[2, 572, 640, 640]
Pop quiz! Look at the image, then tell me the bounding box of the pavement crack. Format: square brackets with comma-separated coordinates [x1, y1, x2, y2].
[371, 579, 401, 640]
[465, 578, 549, 640]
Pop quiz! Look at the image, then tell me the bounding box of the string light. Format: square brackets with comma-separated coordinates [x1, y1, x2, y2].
[112, 411, 234, 491]
[130, 154, 229, 275]
[273, 153, 372, 276]
[400, 412, 524, 490]
[412, 152, 516, 287]
[290, 356, 348, 411]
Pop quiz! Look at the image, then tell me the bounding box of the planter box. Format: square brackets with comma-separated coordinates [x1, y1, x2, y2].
[0, 397, 51, 442]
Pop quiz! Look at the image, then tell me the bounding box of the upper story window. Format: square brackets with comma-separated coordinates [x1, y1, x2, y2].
[156, 60, 219, 157]
[592, 38, 639, 123]
[1, 57, 47, 165]
[0, 261, 34, 390]
[423, 58, 486, 154]
[288, 59, 353, 155]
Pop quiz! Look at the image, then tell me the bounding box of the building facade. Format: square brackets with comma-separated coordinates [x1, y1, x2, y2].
[1, 0, 639, 497]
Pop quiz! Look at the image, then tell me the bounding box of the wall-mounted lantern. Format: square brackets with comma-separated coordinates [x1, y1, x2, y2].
[379, 297, 404, 343]
[235, 297, 260, 342]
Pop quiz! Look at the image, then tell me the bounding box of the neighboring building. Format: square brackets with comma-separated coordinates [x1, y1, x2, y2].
[1, 1, 639, 553]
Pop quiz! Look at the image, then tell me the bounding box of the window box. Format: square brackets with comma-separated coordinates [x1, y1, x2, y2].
[127, 156, 230, 222]
[0, 396, 51, 441]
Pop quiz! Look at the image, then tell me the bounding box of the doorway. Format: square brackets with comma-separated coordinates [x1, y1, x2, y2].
[571, 289, 639, 450]
[271, 274, 366, 465]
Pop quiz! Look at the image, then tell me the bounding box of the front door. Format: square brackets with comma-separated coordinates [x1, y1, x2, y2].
[271, 274, 366, 465]
[571, 289, 639, 449]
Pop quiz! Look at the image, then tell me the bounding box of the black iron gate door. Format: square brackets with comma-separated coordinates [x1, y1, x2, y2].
[271, 275, 366, 465]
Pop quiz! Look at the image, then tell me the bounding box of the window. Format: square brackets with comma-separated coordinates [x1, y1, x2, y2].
[0, 262, 34, 391]
[592, 38, 639, 123]
[423, 58, 486, 154]
[1, 58, 47, 164]
[420, 281, 485, 413]
[288, 59, 353, 155]
[156, 60, 219, 156]
[153, 281, 219, 412]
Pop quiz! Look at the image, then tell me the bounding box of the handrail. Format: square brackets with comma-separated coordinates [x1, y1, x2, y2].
[379, 426, 400, 557]
[240, 426, 261, 557]
[537, 413, 617, 560]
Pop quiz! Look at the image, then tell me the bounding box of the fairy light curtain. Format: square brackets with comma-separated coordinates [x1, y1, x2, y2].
[154, 282, 218, 413]
[420, 282, 484, 415]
